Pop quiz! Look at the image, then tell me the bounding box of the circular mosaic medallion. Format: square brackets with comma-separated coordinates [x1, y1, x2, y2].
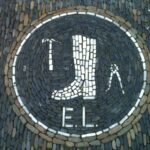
[6, 8, 150, 144]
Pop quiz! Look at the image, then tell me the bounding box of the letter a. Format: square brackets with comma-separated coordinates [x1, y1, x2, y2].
[106, 64, 125, 94]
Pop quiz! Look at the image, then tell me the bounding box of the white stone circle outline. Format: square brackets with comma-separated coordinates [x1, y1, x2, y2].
[12, 11, 147, 138]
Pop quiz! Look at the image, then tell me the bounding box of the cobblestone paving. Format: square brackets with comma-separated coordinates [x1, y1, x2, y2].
[0, 0, 150, 150]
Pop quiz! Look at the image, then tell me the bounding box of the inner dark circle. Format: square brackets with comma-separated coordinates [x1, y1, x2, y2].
[15, 14, 143, 134]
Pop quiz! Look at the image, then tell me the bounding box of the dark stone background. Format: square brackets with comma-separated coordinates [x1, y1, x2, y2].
[0, 0, 150, 149]
[16, 14, 143, 134]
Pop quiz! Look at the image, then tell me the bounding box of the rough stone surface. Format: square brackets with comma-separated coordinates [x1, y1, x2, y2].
[26, 124, 39, 134]
[13, 11, 144, 135]
[89, 140, 101, 146]
[117, 125, 132, 136]
[0, 0, 150, 149]
[76, 142, 89, 147]
[65, 141, 74, 147]
[39, 133, 52, 142]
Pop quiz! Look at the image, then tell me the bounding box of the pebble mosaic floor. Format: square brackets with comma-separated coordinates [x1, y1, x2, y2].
[13, 12, 145, 135]
[0, 0, 150, 150]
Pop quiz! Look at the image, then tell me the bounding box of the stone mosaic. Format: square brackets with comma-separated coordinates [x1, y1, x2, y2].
[0, 0, 150, 149]
[10, 10, 148, 138]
